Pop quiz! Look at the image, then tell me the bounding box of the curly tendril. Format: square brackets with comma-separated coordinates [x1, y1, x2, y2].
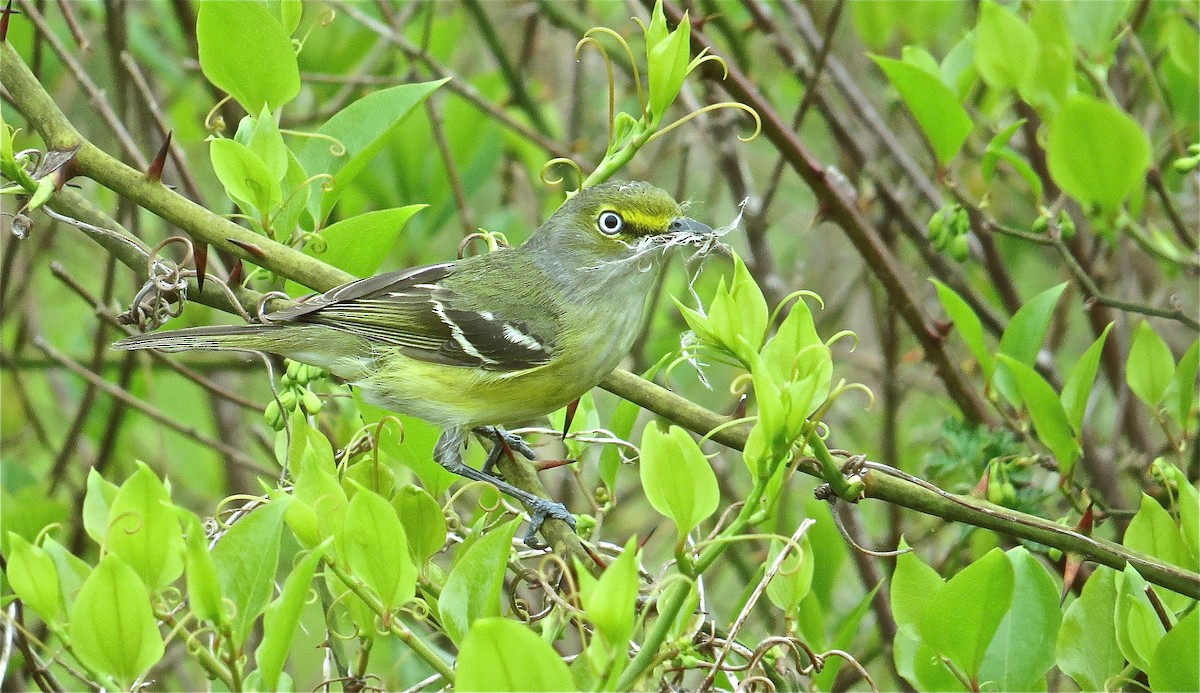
[581, 27, 645, 116]
[539, 157, 583, 194]
[574, 35, 618, 148]
[280, 129, 347, 158]
[645, 101, 762, 145]
[203, 95, 234, 133]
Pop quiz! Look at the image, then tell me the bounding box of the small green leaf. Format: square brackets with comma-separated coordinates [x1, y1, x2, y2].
[932, 279, 993, 379]
[439, 519, 520, 645]
[180, 511, 223, 625]
[998, 356, 1080, 475]
[1167, 338, 1199, 432]
[246, 105, 287, 183]
[277, 0, 303, 35]
[106, 462, 185, 591]
[285, 427, 348, 550]
[394, 484, 447, 568]
[40, 537, 90, 614]
[974, 1, 1039, 91]
[638, 424, 719, 539]
[647, 12, 691, 123]
[197, 0, 300, 112]
[1150, 607, 1199, 692]
[1060, 323, 1112, 434]
[1114, 565, 1166, 672]
[643, 0, 669, 54]
[256, 545, 326, 692]
[209, 138, 282, 216]
[765, 532, 815, 617]
[1124, 493, 1196, 606]
[284, 205, 426, 295]
[298, 80, 446, 225]
[341, 487, 416, 611]
[5, 533, 64, 623]
[871, 55, 973, 164]
[1064, 0, 1131, 62]
[707, 253, 768, 362]
[995, 282, 1068, 405]
[919, 548, 1014, 678]
[582, 537, 640, 648]
[890, 538, 944, 638]
[212, 497, 291, 646]
[82, 468, 119, 546]
[69, 554, 164, 689]
[978, 547, 1062, 691]
[1047, 95, 1151, 213]
[1022, 1, 1074, 112]
[1057, 566, 1123, 692]
[1127, 320, 1176, 409]
[456, 618, 574, 692]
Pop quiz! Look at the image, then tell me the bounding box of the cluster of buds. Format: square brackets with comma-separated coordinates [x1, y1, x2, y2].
[263, 359, 326, 429]
[927, 204, 971, 262]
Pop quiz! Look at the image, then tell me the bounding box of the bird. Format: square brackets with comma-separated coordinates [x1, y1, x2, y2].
[114, 180, 715, 545]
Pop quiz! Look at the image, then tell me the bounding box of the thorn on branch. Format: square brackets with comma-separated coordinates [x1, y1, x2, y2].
[562, 397, 579, 439]
[146, 130, 172, 183]
[0, 0, 19, 43]
[534, 458, 576, 472]
[193, 238, 207, 293]
[228, 259, 244, 286]
[227, 237, 266, 257]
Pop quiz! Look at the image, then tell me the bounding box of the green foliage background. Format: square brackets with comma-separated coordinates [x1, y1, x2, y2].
[0, 1, 1197, 691]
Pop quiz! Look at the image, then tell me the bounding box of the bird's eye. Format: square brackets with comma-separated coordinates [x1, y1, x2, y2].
[597, 210, 625, 235]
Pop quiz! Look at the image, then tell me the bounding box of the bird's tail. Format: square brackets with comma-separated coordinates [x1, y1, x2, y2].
[112, 324, 291, 353]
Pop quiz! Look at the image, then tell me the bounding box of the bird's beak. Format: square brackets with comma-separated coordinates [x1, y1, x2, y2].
[668, 217, 714, 236]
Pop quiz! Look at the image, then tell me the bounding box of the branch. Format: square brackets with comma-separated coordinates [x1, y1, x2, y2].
[600, 369, 1200, 599]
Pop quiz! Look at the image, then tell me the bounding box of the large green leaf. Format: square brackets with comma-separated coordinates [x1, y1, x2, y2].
[1150, 607, 1199, 692]
[455, 618, 574, 692]
[871, 55, 973, 164]
[994, 282, 1068, 405]
[639, 424, 719, 539]
[105, 462, 185, 591]
[298, 80, 447, 225]
[1057, 566, 1123, 691]
[438, 519, 519, 645]
[1047, 95, 1151, 213]
[974, 1, 1038, 91]
[932, 278, 993, 379]
[255, 546, 326, 692]
[285, 205, 426, 295]
[1060, 323, 1112, 433]
[999, 356, 1080, 475]
[212, 497, 291, 645]
[1127, 320, 1176, 409]
[919, 548, 1014, 679]
[1114, 565, 1166, 672]
[197, 1, 300, 112]
[978, 548, 1062, 691]
[580, 537, 641, 648]
[68, 554, 164, 689]
[340, 487, 416, 611]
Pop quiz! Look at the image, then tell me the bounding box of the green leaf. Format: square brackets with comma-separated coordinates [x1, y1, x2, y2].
[106, 462, 185, 590]
[1064, 0, 1131, 62]
[978, 547, 1062, 691]
[919, 547, 1014, 678]
[1124, 493, 1196, 599]
[581, 537, 640, 648]
[940, 32, 978, 101]
[209, 137, 282, 216]
[456, 618, 574, 692]
[284, 205, 425, 295]
[40, 537, 90, 614]
[180, 511, 223, 625]
[981, 120, 1044, 200]
[871, 55, 973, 164]
[82, 468, 119, 546]
[998, 356, 1081, 475]
[5, 533, 64, 623]
[643, 0, 669, 54]
[256, 545, 325, 692]
[1047, 95, 1151, 213]
[1060, 323, 1113, 433]
[638, 424, 719, 539]
[1127, 320, 1177, 409]
[197, 0, 300, 112]
[341, 486, 416, 611]
[393, 484, 447, 568]
[932, 278, 994, 379]
[1150, 607, 1199, 692]
[1167, 339, 1199, 432]
[1114, 564, 1166, 672]
[439, 519, 519, 645]
[1022, 1, 1074, 113]
[212, 497, 291, 646]
[647, 12, 691, 123]
[974, 1, 1039, 91]
[69, 554, 164, 689]
[765, 532, 815, 617]
[995, 282, 1068, 405]
[1057, 566, 1123, 692]
[707, 254, 769, 362]
[1156, 460, 1199, 564]
[298, 80, 446, 225]
[890, 539, 944, 638]
[285, 426, 348, 550]
[277, 0, 303, 35]
[246, 105, 287, 183]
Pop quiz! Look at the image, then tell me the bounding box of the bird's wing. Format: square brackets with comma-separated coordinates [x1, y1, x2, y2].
[266, 263, 556, 370]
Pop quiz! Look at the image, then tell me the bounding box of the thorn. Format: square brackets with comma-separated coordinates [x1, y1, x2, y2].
[534, 458, 576, 472]
[732, 393, 747, 419]
[193, 239, 207, 293]
[972, 468, 990, 497]
[146, 131, 172, 183]
[928, 319, 953, 341]
[227, 237, 266, 257]
[637, 525, 658, 553]
[562, 398, 579, 439]
[582, 543, 608, 570]
[228, 259, 244, 286]
[0, 0, 19, 44]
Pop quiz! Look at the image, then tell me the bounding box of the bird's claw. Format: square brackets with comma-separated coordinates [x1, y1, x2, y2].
[522, 498, 576, 549]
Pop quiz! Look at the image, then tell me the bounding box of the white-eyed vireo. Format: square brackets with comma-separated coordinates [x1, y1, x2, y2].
[115, 180, 714, 544]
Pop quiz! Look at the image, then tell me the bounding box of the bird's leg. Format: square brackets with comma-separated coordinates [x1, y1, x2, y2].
[475, 425, 537, 475]
[435, 429, 575, 548]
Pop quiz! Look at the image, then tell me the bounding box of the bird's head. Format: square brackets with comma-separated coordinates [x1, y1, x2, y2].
[526, 181, 715, 275]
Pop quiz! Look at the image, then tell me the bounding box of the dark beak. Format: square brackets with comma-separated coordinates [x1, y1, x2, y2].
[668, 217, 714, 235]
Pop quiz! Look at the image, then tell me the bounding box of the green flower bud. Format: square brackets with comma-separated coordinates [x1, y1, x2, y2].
[278, 388, 298, 411]
[263, 400, 285, 430]
[1057, 211, 1076, 240]
[1031, 216, 1049, 234]
[949, 234, 970, 262]
[300, 389, 322, 414]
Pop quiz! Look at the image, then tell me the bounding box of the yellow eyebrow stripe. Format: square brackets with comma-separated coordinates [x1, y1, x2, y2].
[618, 210, 670, 234]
